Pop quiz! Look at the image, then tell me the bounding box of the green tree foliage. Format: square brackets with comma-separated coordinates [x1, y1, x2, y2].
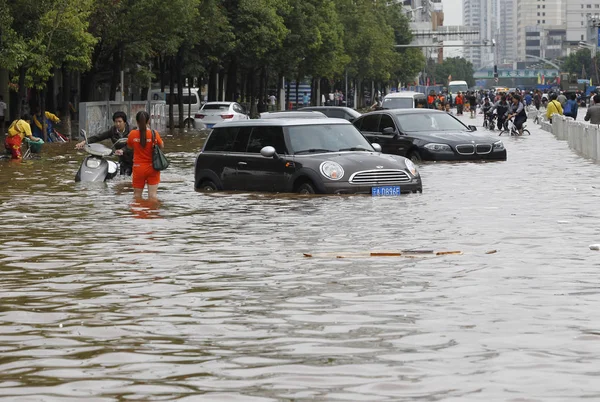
[425, 57, 475, 87]
[2, 0, 438, 107]
[562, 48, 599, 80]
[8, 0, 97, 89]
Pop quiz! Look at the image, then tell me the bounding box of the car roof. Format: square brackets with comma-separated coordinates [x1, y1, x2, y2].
[299, 106, 361, 115]
[203, 101, 235, 105]
[213, 118, 349, 128]
[384, 92, 426, 98]
[360, 109, 447, 116]
[260, 111, 327, 119]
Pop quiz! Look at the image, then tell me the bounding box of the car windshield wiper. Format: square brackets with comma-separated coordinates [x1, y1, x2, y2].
[294, 148, 335, 154]
[338, 147, 371, 152]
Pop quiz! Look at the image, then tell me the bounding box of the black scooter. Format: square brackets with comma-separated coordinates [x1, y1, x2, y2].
[75, 129, 128, 182]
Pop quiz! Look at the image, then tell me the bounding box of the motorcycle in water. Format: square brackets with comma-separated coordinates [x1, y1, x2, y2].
[75, 129, 128, 182]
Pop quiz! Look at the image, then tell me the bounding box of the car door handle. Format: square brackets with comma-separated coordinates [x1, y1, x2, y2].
[238, 161, 247, 166]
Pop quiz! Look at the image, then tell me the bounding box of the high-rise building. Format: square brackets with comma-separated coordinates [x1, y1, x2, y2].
[498, 0, 517, 65]
[516, 0, 563, 62]
[405, 0, 445, 62]
[566, 0, 600, 44]
[463, 0, 499, 69]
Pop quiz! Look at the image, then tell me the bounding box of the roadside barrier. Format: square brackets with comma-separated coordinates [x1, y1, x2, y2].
[79, 100, 167, 137]
[541, 114, 600, 161]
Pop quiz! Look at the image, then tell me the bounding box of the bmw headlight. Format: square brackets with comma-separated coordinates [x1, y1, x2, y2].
[319, 161, 344, 180]
[424, 143, 452, 152]
[493, 141, 505, 151]
[405, 159, 418, 176]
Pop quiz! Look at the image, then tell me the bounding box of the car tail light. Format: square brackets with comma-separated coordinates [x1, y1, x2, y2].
[220, 114, 234, 119]
[195, 114, 205, 119]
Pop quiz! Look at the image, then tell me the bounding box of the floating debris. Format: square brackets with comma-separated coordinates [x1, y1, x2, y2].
[589, 245, 600, 251]
[485, 250, 498, 254]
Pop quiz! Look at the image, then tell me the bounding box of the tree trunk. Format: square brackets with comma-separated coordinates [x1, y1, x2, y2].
[109, 44, 122, 101]
[40, 88, 47, 142]
[187, 77, 192, 128]
[17, 68, 26, 118]
[226, 59, 237, 101]
[249, 69, 257, 117]
[169, 56, 175, 130]
[177, 47, 185, 128]
[295, 76, 300, 109]
[61, 67, 72, 139]
[276, 72, 283, 111]
[240, 70, 246, 106]
[208, 65, 217, 102]
[286, 80, 291, 110]
[159, 55, 166, 92]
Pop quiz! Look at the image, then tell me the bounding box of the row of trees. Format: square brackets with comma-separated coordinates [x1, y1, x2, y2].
[0, 0, 432, 131]
[561, 48, 600, 84]
[424, 57, 476, 88]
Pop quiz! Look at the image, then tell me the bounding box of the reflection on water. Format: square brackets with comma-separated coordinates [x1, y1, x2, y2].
[2, 123, 600, 400]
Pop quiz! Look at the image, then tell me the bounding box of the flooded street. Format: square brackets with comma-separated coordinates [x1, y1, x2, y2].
[2, 115, 600, 401]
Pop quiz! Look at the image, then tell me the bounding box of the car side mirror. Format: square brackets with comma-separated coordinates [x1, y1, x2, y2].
[371, 143, 382, 152]
[468, 125, 477, 131]
[382, 127, 396, 135]
[260, 146, 280, 160]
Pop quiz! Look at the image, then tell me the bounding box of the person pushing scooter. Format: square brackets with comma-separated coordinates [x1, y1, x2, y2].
[75, 111, 132, 175]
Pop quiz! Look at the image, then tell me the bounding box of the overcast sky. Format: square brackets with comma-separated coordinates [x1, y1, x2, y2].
[442, 0, 463, 58]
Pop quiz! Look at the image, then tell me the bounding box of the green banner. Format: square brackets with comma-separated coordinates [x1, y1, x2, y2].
[474, 69, 559, 79]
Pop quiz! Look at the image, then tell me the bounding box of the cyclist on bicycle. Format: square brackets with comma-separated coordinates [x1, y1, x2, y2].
[507, 94, 527, 136]
[489, 95, 510, 131]
[482, 98, 493, 127]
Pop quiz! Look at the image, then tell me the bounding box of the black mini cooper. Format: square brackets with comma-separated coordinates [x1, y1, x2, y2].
[194, 118, 423, 195]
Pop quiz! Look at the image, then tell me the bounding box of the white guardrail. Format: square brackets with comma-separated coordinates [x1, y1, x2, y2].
[540, 114, 600, 161]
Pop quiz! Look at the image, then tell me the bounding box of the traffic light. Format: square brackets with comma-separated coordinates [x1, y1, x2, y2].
[493, 65, 498, 79]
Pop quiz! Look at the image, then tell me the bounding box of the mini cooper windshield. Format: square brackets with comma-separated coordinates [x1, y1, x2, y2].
[394, 112, 469, 133]
[287, 124, 374, 155]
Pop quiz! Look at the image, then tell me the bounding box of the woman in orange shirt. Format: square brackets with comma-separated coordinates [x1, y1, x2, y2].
[126, 111, 165, 200]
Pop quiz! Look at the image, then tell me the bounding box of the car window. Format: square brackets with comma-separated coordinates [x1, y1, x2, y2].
[415, 97, 427, 108]
[360, 114, 381, 132]
[233, 104, 244, 114]
[203, 127, 239, 152]
[286, 124, 373, 154]
[232, 127, 252, 152]
[382, 97, 414, 109]
[378, 114, 396, 133]
[394, 112, 468, 132]
[325, 109, 346, 119]
[246, 126, 287, 154]
[202, 104, 230, 110]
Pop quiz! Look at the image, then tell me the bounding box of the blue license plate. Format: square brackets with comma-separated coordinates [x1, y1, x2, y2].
[372, 186, 401, 196]
[206, 124, 214, 129]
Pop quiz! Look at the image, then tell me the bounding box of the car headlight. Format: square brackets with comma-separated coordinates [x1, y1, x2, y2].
[405, 159, 418, 176]
[319, 161, 344, 180]
[424, 143, 452, 152]
[493, 141, 505, 151]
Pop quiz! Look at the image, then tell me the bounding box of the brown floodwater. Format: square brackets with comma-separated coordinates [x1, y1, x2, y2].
[1, 115, 600, 401]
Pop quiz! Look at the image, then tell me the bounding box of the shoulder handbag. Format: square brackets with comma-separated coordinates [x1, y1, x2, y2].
[151, 130, 169, 171]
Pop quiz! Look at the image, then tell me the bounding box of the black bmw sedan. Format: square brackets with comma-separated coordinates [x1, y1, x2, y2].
[353, 109, 507, 162]
[194, 118, 422, 195]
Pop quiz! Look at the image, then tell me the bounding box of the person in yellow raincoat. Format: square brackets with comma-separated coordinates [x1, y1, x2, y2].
[546, 93, 563, 123]
[32, 109, 61, 141]
[5, 114, 42, 159]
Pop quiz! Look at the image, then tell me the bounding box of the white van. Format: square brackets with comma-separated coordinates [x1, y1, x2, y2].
[382, 91, 428, 109]
[148, 88, 202, 127]
[448, 81, 469, 95]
